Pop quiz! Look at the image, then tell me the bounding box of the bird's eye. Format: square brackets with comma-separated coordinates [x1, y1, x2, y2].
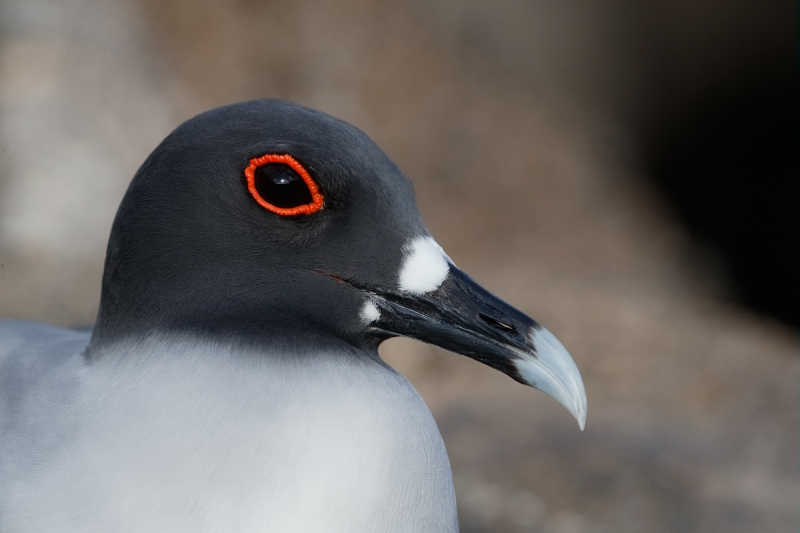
[255, 165, 312, 207]
[244, 154, 324, 216]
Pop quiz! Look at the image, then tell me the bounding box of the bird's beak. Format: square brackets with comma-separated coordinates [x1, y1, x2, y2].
[367, 266, 587, 430]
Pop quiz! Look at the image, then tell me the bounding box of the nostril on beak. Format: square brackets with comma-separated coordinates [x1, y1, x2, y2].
[479, 313, 517, 334]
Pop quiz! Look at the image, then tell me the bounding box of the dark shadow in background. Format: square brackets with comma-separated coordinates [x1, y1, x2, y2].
[645, 65, 796, 327]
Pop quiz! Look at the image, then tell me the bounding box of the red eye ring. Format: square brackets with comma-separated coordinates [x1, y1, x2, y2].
[244, 153, 324, 216]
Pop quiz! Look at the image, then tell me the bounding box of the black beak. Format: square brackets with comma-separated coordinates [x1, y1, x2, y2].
[364, 266, 586, 429]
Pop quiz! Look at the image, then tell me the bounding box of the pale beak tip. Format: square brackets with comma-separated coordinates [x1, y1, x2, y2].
[513, 326, 587, 431]
[576, 399, 587, 431]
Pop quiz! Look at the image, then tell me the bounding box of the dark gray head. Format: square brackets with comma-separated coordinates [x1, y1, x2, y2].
[94, 100, 426, 346]
[92, 100, 586, 428]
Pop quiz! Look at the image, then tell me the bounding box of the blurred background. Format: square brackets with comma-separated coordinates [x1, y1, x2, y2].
[0, 0, 795, 531]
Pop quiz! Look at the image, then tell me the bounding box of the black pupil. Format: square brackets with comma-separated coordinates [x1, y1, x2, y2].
[254, 164, 313, 208]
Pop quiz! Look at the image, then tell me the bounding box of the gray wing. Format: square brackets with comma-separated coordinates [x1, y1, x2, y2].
[0, 319, 89, 468]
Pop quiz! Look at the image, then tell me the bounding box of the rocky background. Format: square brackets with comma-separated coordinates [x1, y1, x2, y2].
[0, 1, 795, 531]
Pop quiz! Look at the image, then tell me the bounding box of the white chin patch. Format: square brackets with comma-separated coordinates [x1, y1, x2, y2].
[398, 236, 451, 294]
[360, 300, 380, 325]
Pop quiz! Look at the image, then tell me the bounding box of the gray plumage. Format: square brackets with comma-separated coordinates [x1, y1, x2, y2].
[0, 322, 456, 532]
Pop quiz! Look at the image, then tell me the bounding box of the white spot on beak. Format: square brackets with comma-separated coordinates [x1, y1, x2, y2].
[360, 300, 380, 325]
[398, 236, 451, 294]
